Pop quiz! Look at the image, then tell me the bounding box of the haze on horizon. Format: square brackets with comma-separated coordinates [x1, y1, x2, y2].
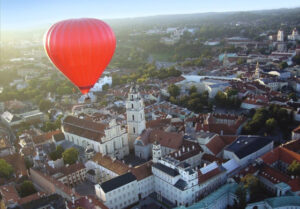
[1, 0, 300, 31]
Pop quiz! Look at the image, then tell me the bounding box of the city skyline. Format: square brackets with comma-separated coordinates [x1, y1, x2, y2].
[1, 0, 300, 30]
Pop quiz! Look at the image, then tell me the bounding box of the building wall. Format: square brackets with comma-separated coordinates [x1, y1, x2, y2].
[85, 161, 119, 183]
[58, 168, 87, 186]
[134, 143, 151, 160]
[137, 175, 154, 199]
[224, 141, 273, 167]
[63, 123, 129, 159]
[126, 91, 146, 149]
[30, 168, 56, 194]
[96, 180, 138, 209]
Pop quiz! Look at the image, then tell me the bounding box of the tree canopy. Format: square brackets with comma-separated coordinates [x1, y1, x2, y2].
[19, 180, 36, 197]
[0, 159, 14, 179]
[49, 145, 64, 161]
[62, 148, 79, 165]
[168, 84, 180, 98]
[287, 160, 300, 176]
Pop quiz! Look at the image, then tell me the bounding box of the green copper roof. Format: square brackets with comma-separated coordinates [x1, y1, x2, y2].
[265, 196, 300, 207]
[275, 182, 291, 190]
[174, 183, 238, 209]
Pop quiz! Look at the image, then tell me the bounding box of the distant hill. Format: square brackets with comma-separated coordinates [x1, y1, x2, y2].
[2, 7, 300, 42]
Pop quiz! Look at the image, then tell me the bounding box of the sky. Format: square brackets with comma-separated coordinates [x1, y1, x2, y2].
[1, 0, 300, 30]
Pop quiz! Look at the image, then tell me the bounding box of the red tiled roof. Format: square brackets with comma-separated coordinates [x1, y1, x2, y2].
[130, 162, 153, 181]
[201, 153, 226, 164]
[169, 141, 202, 161]
[259, 165, 290, 184]
[32, 130, 61, 145]
[282, 139, 300, 153]
[146, 119, 171, 130]
[92, 153, 129, 175]
[198, 167, 223, 184]
[261, 147, 300, 165]
[205, 135, 226, 155]
[30, 168, 79, 198]
[292, 126, 300, 134]
[137, 129, 183, 149]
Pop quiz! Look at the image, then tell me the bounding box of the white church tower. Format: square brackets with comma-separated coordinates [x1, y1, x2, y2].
[254, 62, 260, 80]
[152, 141, 162, 163]
[126, 85, 146, 150]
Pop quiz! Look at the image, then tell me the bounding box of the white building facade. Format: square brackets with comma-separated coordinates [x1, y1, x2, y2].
[62, 116, 129, 159]
[126, 86, 146, 149]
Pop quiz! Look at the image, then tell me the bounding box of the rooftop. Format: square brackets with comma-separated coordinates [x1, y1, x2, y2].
[225, 135, 273, 159]
[152, 163, 179, 177]
[100, 172, 136, 193]
[92, 153, 129, 175]
[175, 183, 238, 209]
[265, 196, 300, 208]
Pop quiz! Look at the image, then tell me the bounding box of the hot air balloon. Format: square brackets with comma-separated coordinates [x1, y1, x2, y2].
[44, 18, 116, 94]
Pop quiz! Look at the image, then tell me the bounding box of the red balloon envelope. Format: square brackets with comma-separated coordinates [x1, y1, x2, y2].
[44, 18, 116, 94]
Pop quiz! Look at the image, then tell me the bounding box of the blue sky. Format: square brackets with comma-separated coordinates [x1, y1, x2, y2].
[2, 0, 300, 30]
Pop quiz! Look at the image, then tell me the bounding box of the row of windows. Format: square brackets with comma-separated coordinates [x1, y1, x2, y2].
[110, 197, 137, 209]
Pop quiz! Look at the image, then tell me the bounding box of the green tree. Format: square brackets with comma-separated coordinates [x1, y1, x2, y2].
[292, 54, 300, 65]
[39, 100, 53, 112]
[168, 84, 180, 98]
[237, 58, 246, 65]
[265, 118, 277, 133]
[24, 157, 33, 170]
[102, 84, 109, 91]
[189, 85, 197, 95]
[241, 174, 260, 196]
[288, 92, 297, 101]
[235, 185, 247, 209]
[287, 160, 300, 176]
[279, 61, 288, 70]
[19, 181, 36, 197]
[50, 145, 65, 161]
[214, 91, 227, 107]
[62, 148, 79, 165]
[0, 159, 14, 179]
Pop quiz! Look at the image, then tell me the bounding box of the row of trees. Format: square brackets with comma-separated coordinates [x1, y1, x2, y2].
[235, 174, 260, 209]
[167, 85, 242, 113]
[0, 73, 76, 103]
[112, 64, 182, 87]
[49, 146, 79, 165]
[214, 90, 241, 109]
[168, 85, 210, 113]
[242, 105, 293, 136]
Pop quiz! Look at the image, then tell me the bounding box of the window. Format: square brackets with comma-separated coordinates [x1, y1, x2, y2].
[133, 127, 136, 134]
[132, 115, 134, 121]
[131, 104, 134, 108]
